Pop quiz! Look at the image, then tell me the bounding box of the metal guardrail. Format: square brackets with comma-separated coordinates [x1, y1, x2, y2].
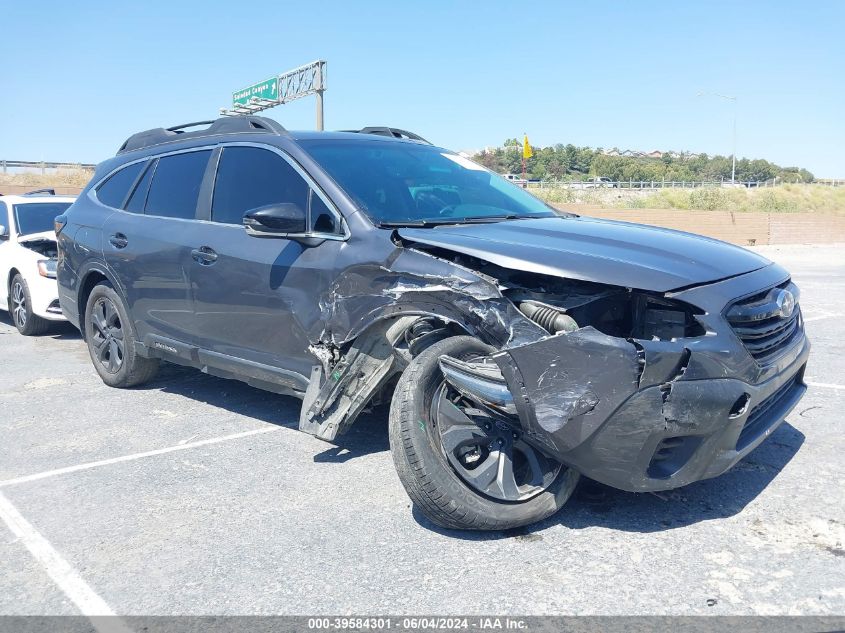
[1, 160, 96, 174]
[524, 179, 842, 190]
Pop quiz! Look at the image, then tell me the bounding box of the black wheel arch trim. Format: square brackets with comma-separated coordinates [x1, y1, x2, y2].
[75, 261, 130, 336]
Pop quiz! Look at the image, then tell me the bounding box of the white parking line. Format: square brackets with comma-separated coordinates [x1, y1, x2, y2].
[0, 491, 131, 632]
[807, 381, 845, 391]
[0, 426, 281, 488]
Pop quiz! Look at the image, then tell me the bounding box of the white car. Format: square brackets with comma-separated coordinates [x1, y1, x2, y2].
[567, 177, 615, 189]
[0, 190, 75, 335]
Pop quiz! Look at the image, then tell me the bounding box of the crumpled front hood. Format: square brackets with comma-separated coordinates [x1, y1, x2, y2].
[398, 216, 771, 292]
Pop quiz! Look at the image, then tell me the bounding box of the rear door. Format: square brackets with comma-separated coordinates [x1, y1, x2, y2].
[100, 149, 212, 351]
[187, 144, 346, 380]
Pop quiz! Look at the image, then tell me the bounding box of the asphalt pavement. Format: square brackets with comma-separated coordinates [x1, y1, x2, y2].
[0, 244, 843, 616]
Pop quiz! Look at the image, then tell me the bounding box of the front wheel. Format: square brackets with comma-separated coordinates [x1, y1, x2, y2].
[9, 274, 50, 336]
[389, 336, 579, 530]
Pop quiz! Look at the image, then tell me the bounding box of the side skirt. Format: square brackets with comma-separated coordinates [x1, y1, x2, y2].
[136, 334, 309, 399]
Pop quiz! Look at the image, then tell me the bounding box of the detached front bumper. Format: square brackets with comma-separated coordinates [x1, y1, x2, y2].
[573, 364, 807, 491]
[487, 322, 811, 492]
[436, 263, 812, 492]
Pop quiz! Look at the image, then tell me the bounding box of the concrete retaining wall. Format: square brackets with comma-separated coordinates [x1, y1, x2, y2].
[557, 205, 845, 246]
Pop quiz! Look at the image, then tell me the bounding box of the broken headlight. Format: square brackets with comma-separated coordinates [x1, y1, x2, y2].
[634, 295, 704, 341]
[501, 272, 705, 341]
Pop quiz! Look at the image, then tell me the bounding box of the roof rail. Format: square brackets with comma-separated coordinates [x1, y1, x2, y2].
[117, 116, 287, 155]
[24, 188, 56, 196]
[348, 127, 431, 144]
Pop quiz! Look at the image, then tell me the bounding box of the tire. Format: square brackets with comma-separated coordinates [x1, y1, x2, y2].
[389, 336, 579, 530]
[84, 282, 159, 388]
[9, 274, 51, 336]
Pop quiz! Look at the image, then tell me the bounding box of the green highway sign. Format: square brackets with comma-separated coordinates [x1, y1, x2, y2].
[232, 78, 279, 106]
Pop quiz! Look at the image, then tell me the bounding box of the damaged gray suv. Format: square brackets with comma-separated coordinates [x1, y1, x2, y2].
[56, 116, 809, 530]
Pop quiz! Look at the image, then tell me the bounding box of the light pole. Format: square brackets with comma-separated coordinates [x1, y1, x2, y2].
[698, 92, 737, 183]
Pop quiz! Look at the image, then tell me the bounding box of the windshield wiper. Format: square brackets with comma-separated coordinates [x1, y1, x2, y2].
[377, 218, 472, 228]
[377, 219, 441, 228]
[460, 213, 554, 223]
[377, 214, 554, 228]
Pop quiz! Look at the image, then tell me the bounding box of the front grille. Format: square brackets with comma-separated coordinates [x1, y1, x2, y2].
[736, 372, 802, 450]
[726, 281, 803, 363]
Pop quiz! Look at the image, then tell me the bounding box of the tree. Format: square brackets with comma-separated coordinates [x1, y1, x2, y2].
[469, 141, 812, 183]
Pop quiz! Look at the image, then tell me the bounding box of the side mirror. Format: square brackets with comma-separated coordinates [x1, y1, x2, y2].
[243, 203, 306, 237]
[0, 224, 8, 240]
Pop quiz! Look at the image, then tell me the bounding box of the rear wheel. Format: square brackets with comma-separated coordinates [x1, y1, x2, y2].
[389, 336, 579, 530]
[84, 282, 159, 388]
[9, 274, 50, 336]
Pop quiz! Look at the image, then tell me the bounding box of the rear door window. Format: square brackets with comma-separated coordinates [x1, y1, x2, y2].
[96, 162, 145, 209]
[144, 150, 211, 219]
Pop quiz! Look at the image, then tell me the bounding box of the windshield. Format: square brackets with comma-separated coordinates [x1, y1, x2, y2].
[13, 202, 72, 237]
[300, 139, 556, 226]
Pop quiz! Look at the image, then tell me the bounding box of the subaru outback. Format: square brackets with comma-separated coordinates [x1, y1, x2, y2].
[56, 117, 809, 530]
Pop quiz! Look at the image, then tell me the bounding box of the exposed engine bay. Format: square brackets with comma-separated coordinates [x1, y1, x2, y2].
[20, 238, 59, 259]
[414, 245, 706, 341]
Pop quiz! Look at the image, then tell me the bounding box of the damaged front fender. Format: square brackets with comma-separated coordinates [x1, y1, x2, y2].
[298, 244, 549, 442]
[312, 248, 546, 349]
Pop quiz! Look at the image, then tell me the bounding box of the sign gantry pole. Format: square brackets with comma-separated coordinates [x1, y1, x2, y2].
[220, 60, 327, 131]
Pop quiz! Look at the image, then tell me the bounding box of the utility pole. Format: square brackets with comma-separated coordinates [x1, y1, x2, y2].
[698, 92, 737, 183]
[729, 95, 737, 183]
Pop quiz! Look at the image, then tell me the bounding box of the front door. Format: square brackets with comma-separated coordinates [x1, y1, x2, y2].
[188, 145, 345, 380]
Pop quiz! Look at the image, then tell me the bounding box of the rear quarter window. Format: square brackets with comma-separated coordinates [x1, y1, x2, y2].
[96, 162, 145, 208]
[125, 160, 155, 213]
[144, 150, 211, 220]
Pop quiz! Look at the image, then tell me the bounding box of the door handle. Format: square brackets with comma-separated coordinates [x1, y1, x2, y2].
[191, 246, 218, 265]
[109, 233, 128, 249]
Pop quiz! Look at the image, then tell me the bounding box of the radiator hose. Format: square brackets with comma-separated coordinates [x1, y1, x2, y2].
[519, 301, 579, 334]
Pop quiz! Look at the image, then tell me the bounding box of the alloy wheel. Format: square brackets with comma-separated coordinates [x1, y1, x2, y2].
[11, 282, 27, 328]
[431, 382, 562, 502]
[90, 297, 125, 374]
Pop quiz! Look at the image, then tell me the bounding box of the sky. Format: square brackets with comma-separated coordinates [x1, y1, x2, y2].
[2, 1, 843, 176]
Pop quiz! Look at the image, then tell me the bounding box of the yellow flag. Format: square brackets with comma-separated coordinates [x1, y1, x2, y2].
[523, 134, 533, 159]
